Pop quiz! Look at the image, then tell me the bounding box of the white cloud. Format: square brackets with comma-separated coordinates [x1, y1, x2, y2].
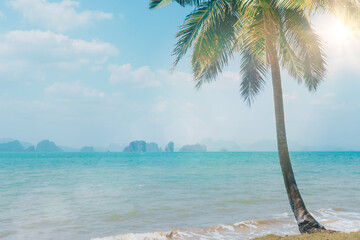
[1, 30, 117, 56]
[0, 10, 5, 19]
[156, 69, 193, 86]
[108, 64, 162, 87]
[9, 0, 113, 32]
[108, 63, 243, 91]
[0, 30, 118, 79]
[45, 81, 105, 101]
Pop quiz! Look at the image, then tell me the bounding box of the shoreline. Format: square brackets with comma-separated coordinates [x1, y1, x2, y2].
[253, 231, 360, 239]
[93, 231, 360, 240]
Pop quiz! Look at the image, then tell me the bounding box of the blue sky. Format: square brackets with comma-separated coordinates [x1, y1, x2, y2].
[0, 0, 359, 150]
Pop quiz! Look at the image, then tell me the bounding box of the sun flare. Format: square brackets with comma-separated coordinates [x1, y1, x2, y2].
[325, 20, 353, 45]
[332, 20, 352, 42]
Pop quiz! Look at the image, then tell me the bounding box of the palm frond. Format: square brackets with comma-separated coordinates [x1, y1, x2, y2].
[234, 3, 268, 105]
[302, 32, 326, 91]
[190, 1, 238, 87]
[327, 0, 360, 27]
[278, 28, 303, 81]
[173, 0, 234, 68]
[283, 9, 327, 91]
[275, 0, 324, 13]
[149, 0, 204, 9]
[152, 0, 333, 105]
[276, 0, 360, 25]
[240, 48, 268, 106]
[275, 0, 308, 10]
[235, 5, 266, 58]
[277, 9, 304, 81]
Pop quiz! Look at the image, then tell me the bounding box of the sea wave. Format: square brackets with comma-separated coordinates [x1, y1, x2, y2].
[92, 209, 360, 240]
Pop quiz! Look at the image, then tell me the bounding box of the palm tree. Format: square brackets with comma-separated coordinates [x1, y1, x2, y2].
[149, 0, 359, 234]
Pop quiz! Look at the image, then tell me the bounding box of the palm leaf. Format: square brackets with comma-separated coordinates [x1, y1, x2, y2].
[173, 0, 234, 68]
[327, 0, 360, 27]
[283, 9, 326, 90]
[277, 8, 304, 81]
[190, 1, 238, 86]
[240, 48, 268, 105]
[149, 0, 204, 9]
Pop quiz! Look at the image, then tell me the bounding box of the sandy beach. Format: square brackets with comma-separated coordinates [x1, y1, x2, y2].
[253, 231, 360, 240]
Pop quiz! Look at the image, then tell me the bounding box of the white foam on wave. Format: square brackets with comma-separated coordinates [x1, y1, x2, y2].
[314, 208, 360, 233]
[92, 232, 170, 240]
[92, 208, 360, 240]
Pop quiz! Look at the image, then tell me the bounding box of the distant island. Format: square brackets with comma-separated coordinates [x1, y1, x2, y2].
[179, 143, 207, 152]
[122, 141, 208, 153]
[0, 138, 351, 153]
[164, 141, 174, 152]
[123, 140, 146, 152]
[0, 138, 179, 153]
[0, 139, 63, 153]
[81, 146, 95, 152]
[0, 141, 25, 152]
[36, 140, 63, 153]
[0, 138, 100, 153]
[123, 140, 173, 152]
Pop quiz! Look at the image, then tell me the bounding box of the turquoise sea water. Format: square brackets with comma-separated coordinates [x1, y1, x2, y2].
[1, 152, 359, 240]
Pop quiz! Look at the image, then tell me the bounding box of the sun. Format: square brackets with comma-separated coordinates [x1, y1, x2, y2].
[315, 16, 356, 46]
[332, 20, 352, 42]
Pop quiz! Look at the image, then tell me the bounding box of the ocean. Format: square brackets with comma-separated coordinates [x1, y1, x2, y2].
[0, 152, 359, 240]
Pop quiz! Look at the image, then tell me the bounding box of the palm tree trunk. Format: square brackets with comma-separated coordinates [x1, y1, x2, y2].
[265, 25, 325, 234]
